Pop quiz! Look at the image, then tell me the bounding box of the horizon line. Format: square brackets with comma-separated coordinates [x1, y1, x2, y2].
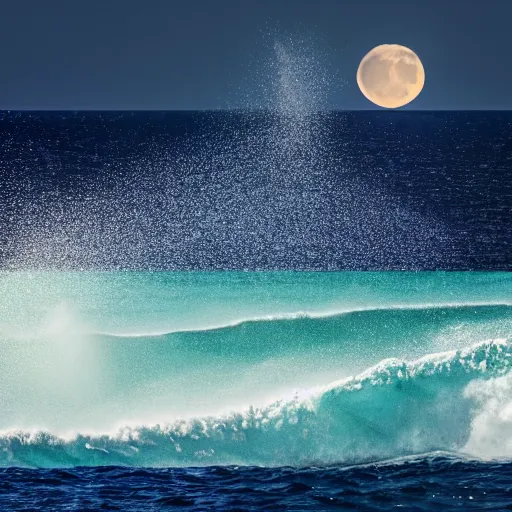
[1, 108, 512, 113]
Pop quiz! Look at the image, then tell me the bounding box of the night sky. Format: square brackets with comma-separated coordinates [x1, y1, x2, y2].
[0, 0, 510, 110]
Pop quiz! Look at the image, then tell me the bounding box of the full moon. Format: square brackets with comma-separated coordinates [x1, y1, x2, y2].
[357, 44, 425, 108]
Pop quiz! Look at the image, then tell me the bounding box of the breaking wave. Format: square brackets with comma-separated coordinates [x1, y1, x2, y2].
[2, 339, 511, 468]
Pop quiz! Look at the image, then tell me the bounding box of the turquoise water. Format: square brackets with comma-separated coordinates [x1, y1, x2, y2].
[0, 271, 510, 467]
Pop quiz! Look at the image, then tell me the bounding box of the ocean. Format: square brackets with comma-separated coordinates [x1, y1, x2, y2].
[0, 103, 511, 509]
[0, 111, 510, 270]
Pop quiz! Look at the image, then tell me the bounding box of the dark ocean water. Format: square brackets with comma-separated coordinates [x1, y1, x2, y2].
[0, 110, 511, 511]
[0, 111, 510, 269]
[2, 456, 512, 511]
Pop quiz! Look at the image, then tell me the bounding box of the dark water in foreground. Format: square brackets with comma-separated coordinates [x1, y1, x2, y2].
[2, 456, 511, 511]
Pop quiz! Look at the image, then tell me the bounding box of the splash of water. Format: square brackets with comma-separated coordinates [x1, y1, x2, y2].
[4, 37, 448, 270]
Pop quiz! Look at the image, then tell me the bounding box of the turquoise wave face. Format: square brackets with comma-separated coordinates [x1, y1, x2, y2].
[2, 340, 511, 467]
[0, 272, 510, 467]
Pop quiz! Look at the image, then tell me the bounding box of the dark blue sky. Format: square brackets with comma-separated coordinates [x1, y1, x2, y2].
[0, 0, 510, 110]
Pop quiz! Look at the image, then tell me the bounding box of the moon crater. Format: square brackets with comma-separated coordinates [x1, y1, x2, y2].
[357, 44, 425, 108]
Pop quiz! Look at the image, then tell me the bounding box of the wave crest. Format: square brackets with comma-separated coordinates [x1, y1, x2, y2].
[97, 302, 511, 338]
[2, 339, 511, 468]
